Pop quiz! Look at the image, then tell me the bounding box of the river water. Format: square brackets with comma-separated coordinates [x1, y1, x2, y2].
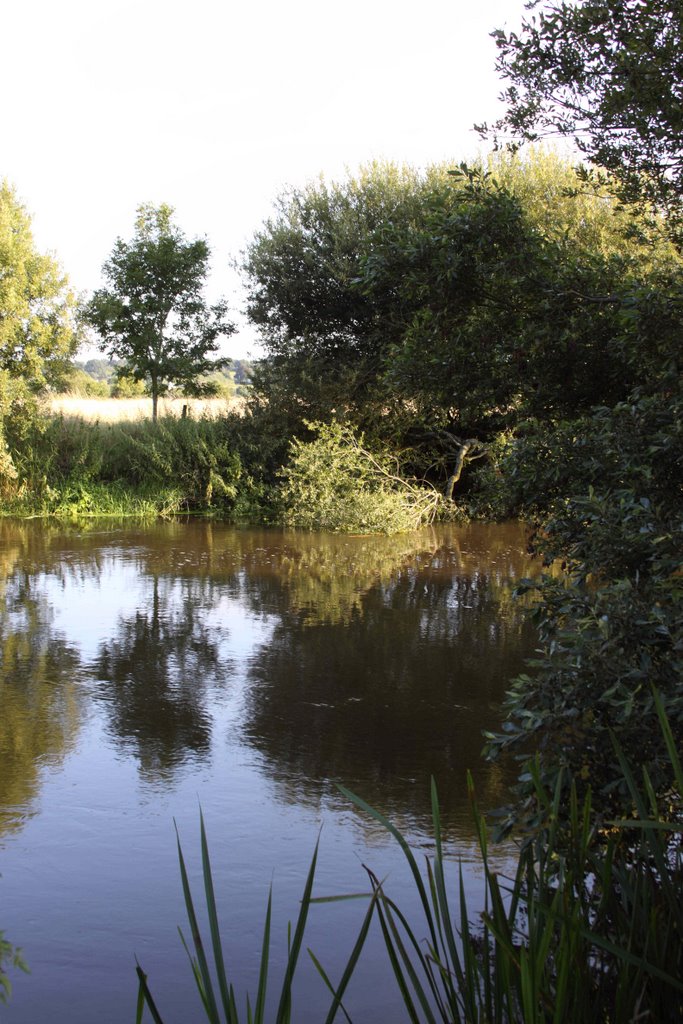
[0, 519, 537, 1023]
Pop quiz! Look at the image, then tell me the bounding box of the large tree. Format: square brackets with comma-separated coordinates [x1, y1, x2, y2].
[86, 204, 234, 420]
[481, 0, 683, 241]
[0, 181, 79, 489]
[242, 155, 675, 452]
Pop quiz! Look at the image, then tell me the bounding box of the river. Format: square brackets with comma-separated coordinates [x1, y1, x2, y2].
[0, 519, 537, 1023]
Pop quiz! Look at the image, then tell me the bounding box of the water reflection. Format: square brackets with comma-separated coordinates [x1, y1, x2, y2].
[0, 524, 83, 835]
[240, 523, 537, 825]
[93, 573, 233, 781]
[0, 519, 538, 837]
[0, 519, 541, 1024]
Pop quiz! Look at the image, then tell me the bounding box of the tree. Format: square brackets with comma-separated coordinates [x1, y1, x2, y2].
[86, 204, 234, 420]
[470, 3, 683, 831]
[242, 162, 442, 425]
[0, 181, 78, 390]
[0, 181, 79, 490]
[243, 155, 676, 456]
[481, 0, 683, 242]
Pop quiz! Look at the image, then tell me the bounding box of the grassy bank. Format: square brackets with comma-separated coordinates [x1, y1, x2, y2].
[1, 412, 253, 520]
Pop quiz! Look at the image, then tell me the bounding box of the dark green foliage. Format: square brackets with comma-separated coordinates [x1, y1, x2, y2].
[473, 373, 683, 518]
[136, 727, 682, 1023]
[242, 156, 677, 489]
[242, 162, 437, 431]
[482, 0, 683, 243]
[483, 378, 683, 829]
[357, 166, 662, 433]
[341, 739, 683, 1023]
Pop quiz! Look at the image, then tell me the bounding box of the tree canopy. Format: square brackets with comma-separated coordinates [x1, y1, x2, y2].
[243, 153, 678, 456]
[481, 0, 683, 241]
[85, 203, 234, 419]
[0, 181, 79, 490]
[0, 181, 78, 391]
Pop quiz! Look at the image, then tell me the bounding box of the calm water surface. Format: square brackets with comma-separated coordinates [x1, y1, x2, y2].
[0, 519, 537, 1023]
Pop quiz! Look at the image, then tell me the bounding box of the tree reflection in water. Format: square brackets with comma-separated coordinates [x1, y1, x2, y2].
[0, 524, 83, 838]
[93, 572, 233, 782]
[234, 522, 540, 827]
[0, 519, 541, 836]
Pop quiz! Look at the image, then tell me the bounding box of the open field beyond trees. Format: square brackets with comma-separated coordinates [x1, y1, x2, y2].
[47, 394, 246, 422]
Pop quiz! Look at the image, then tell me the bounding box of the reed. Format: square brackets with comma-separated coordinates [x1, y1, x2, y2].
[135, 693, 682, 1023]
[135, 815, 354, 1024]
[338, 689, 683, 1023]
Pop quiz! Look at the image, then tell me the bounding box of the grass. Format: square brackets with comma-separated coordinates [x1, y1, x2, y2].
[2, 413, 248, 519]
[135, 816, 330, 1024]
[135, 692, 682, 1024]
[47, 395, 246, 423]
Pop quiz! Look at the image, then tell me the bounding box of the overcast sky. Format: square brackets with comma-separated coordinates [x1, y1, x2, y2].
[2, 0, 521, 358]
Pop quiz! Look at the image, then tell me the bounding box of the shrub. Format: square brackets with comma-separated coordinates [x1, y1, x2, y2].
[61, 367, 110, 397]
[278, 420, 441, 533]
[99, 417, 242, 511]
[484, 378, 683, 830]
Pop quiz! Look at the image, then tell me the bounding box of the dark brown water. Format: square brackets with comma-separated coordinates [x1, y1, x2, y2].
[0, 519, 537, 1023]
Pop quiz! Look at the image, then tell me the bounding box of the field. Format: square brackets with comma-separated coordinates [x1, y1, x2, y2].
[48, 395, 245, 422]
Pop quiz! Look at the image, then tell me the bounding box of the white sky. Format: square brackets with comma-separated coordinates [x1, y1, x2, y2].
[2, 0, 521, 359]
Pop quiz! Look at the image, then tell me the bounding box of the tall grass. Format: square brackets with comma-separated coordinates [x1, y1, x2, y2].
[136, 694, 682, 1023]
[3, 414, 246, 518]
[134, 817, 358, 1024]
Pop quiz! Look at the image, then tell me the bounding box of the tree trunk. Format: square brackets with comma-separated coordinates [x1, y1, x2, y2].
[152, 386, 158, 421]
[445, 439, 488, 500]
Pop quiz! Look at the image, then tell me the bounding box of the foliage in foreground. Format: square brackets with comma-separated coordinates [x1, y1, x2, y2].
[135, 817, 325, 1024]
[482, 378, 683, 832]
[136, 703, 682, 1023]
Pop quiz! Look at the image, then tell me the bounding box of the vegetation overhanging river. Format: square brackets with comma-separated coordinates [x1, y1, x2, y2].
[0, 517, 539, 1023]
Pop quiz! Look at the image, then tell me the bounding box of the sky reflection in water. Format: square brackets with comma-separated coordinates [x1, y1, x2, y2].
[0, 519, 537, 1023]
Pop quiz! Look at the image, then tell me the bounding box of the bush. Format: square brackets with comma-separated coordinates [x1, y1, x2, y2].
[61, 367, 110, 397]
[111, 374, 147, 398]
[2, 413, 245, 517]
[483, 378, 683, 830]
[278, 420, 442, 533]
[98, 417, 243, 511]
